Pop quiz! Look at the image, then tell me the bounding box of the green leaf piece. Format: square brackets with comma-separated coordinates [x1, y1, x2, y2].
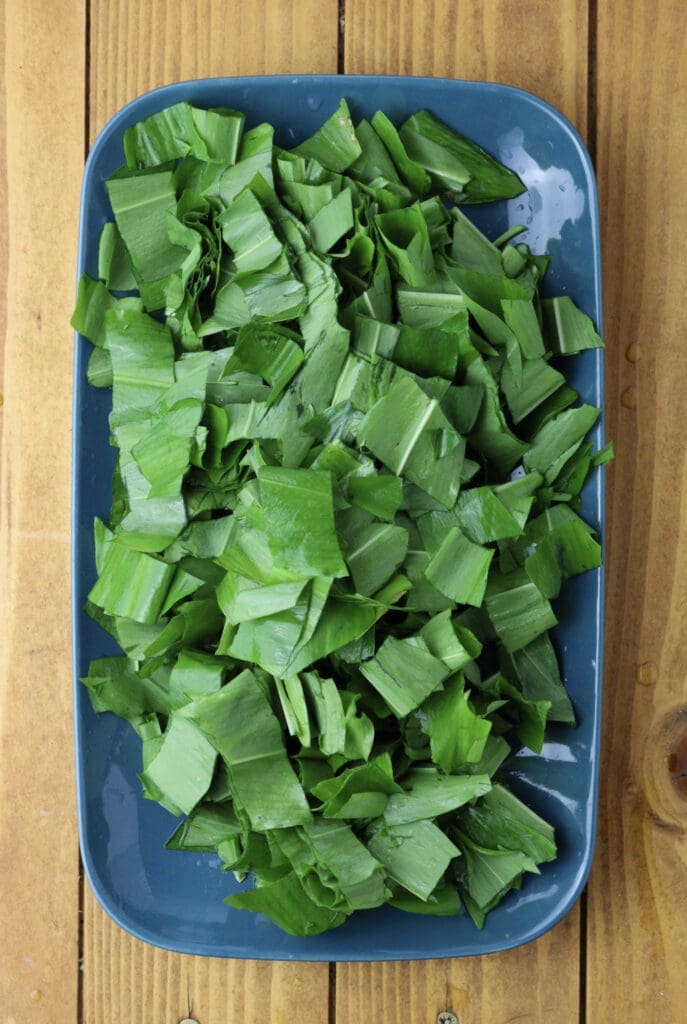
[140, 715, 216, 815]
[226, 871, 347, 936]
[501, 357, 565, 424]
[524, 404, 601, 483]
[420, 611, 482, 672]
[258, 466, 348, 578]
[459, 783, 556, 862]
[123, 102, 244, 168]
[424, 527, 494, 607]
[451, 209, 503, 275]
[501, 298, 545, 359]
[304, 819, 388, 909]
[106, 170, 200, 311]
[301, 671, 347, 756]
[219, 186, 283, 273]
[399, 109, 526, 203]
[358, 375, 465, 508]
[454, 829, 539, 912]
[312, 755, 401, 819]
[294, 99, 362, 172]
[183, 670, 312, 830]
[344, 521, 409, 597]
[390, 882, 461, 917]
[370, 110, 431, 195]
[88, 541, 176, 624]
[72, 274, 142, 347]
[309, 188, 354, 253]
[346, 471, 403, 522]
[455, 487, 525, 544]
[542, 295, 604, 355]
[375, 203, 435, 286]
[500, 633, 575, 725]
[485, 568, 558, 653]
[229, 322, 304, 404]
[384, 768, 491, 825]
[424, 674, 493, 771]
[166, 802, 241, 852]
[367, 819, 460, 901]
[359, 636, 449, 718]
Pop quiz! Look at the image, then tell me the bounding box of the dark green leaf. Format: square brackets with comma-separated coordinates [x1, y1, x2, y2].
[399, 110, 525, 203]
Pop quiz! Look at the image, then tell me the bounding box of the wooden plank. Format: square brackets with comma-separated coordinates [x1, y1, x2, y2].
[0, 6, 5, 460]
[90, 0, 340, 143]
[83, 886, 329, 1024]
[343, 0, 588, 134]
[82, 3, 338, 1021]
[0, 1, 85, 1022]
[587, 2, 687, 1021]
[337, 911, 580, 1024]
[338, 3, 589, 1022]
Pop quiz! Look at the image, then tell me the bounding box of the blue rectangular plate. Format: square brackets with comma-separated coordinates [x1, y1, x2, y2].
[72, 75, 604, 960]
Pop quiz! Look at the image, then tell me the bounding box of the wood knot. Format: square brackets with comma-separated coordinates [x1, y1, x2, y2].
[642, 706, 687, 829]
[668, 731, 687, 800]
[623, 775, 638, 799]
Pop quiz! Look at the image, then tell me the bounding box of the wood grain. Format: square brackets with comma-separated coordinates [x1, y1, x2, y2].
[3, 3, 686, 1022]
[336, 910, 580, 1024]
[83, 886, 328, 1024]
[343, 0, 589, 135]
[587, 2, 687, 1021]
[0, 1, 85, 1022]
[90, 0, 340, 143]
[338, 4, 590, 1021]
[0, 3, 6, 458]
[82, 3, 338, 1021]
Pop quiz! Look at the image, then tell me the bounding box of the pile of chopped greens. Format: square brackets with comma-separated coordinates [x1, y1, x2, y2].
[73, 98, 610, 937]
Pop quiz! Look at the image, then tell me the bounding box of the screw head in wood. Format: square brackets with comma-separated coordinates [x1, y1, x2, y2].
[437, 1012, 459, 1024]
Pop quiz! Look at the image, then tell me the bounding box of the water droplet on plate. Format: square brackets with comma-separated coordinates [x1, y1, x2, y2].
[306, 96, 322, 111]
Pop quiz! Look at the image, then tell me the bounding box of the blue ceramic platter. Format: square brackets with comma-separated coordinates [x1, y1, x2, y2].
[72, 75, 604, 960]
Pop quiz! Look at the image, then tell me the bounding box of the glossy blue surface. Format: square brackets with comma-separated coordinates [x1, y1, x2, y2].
[72, 75, 605, 960]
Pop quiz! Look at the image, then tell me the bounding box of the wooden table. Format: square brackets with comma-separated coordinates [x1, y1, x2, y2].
[1, 1, 685, 1021]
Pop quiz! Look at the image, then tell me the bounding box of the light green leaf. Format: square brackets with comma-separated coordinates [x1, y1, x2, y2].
[360, 636, 449, 718]
[367, 819, 460, 901]
[384, 768, 491, 825]
[183, 669, 312, 830]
